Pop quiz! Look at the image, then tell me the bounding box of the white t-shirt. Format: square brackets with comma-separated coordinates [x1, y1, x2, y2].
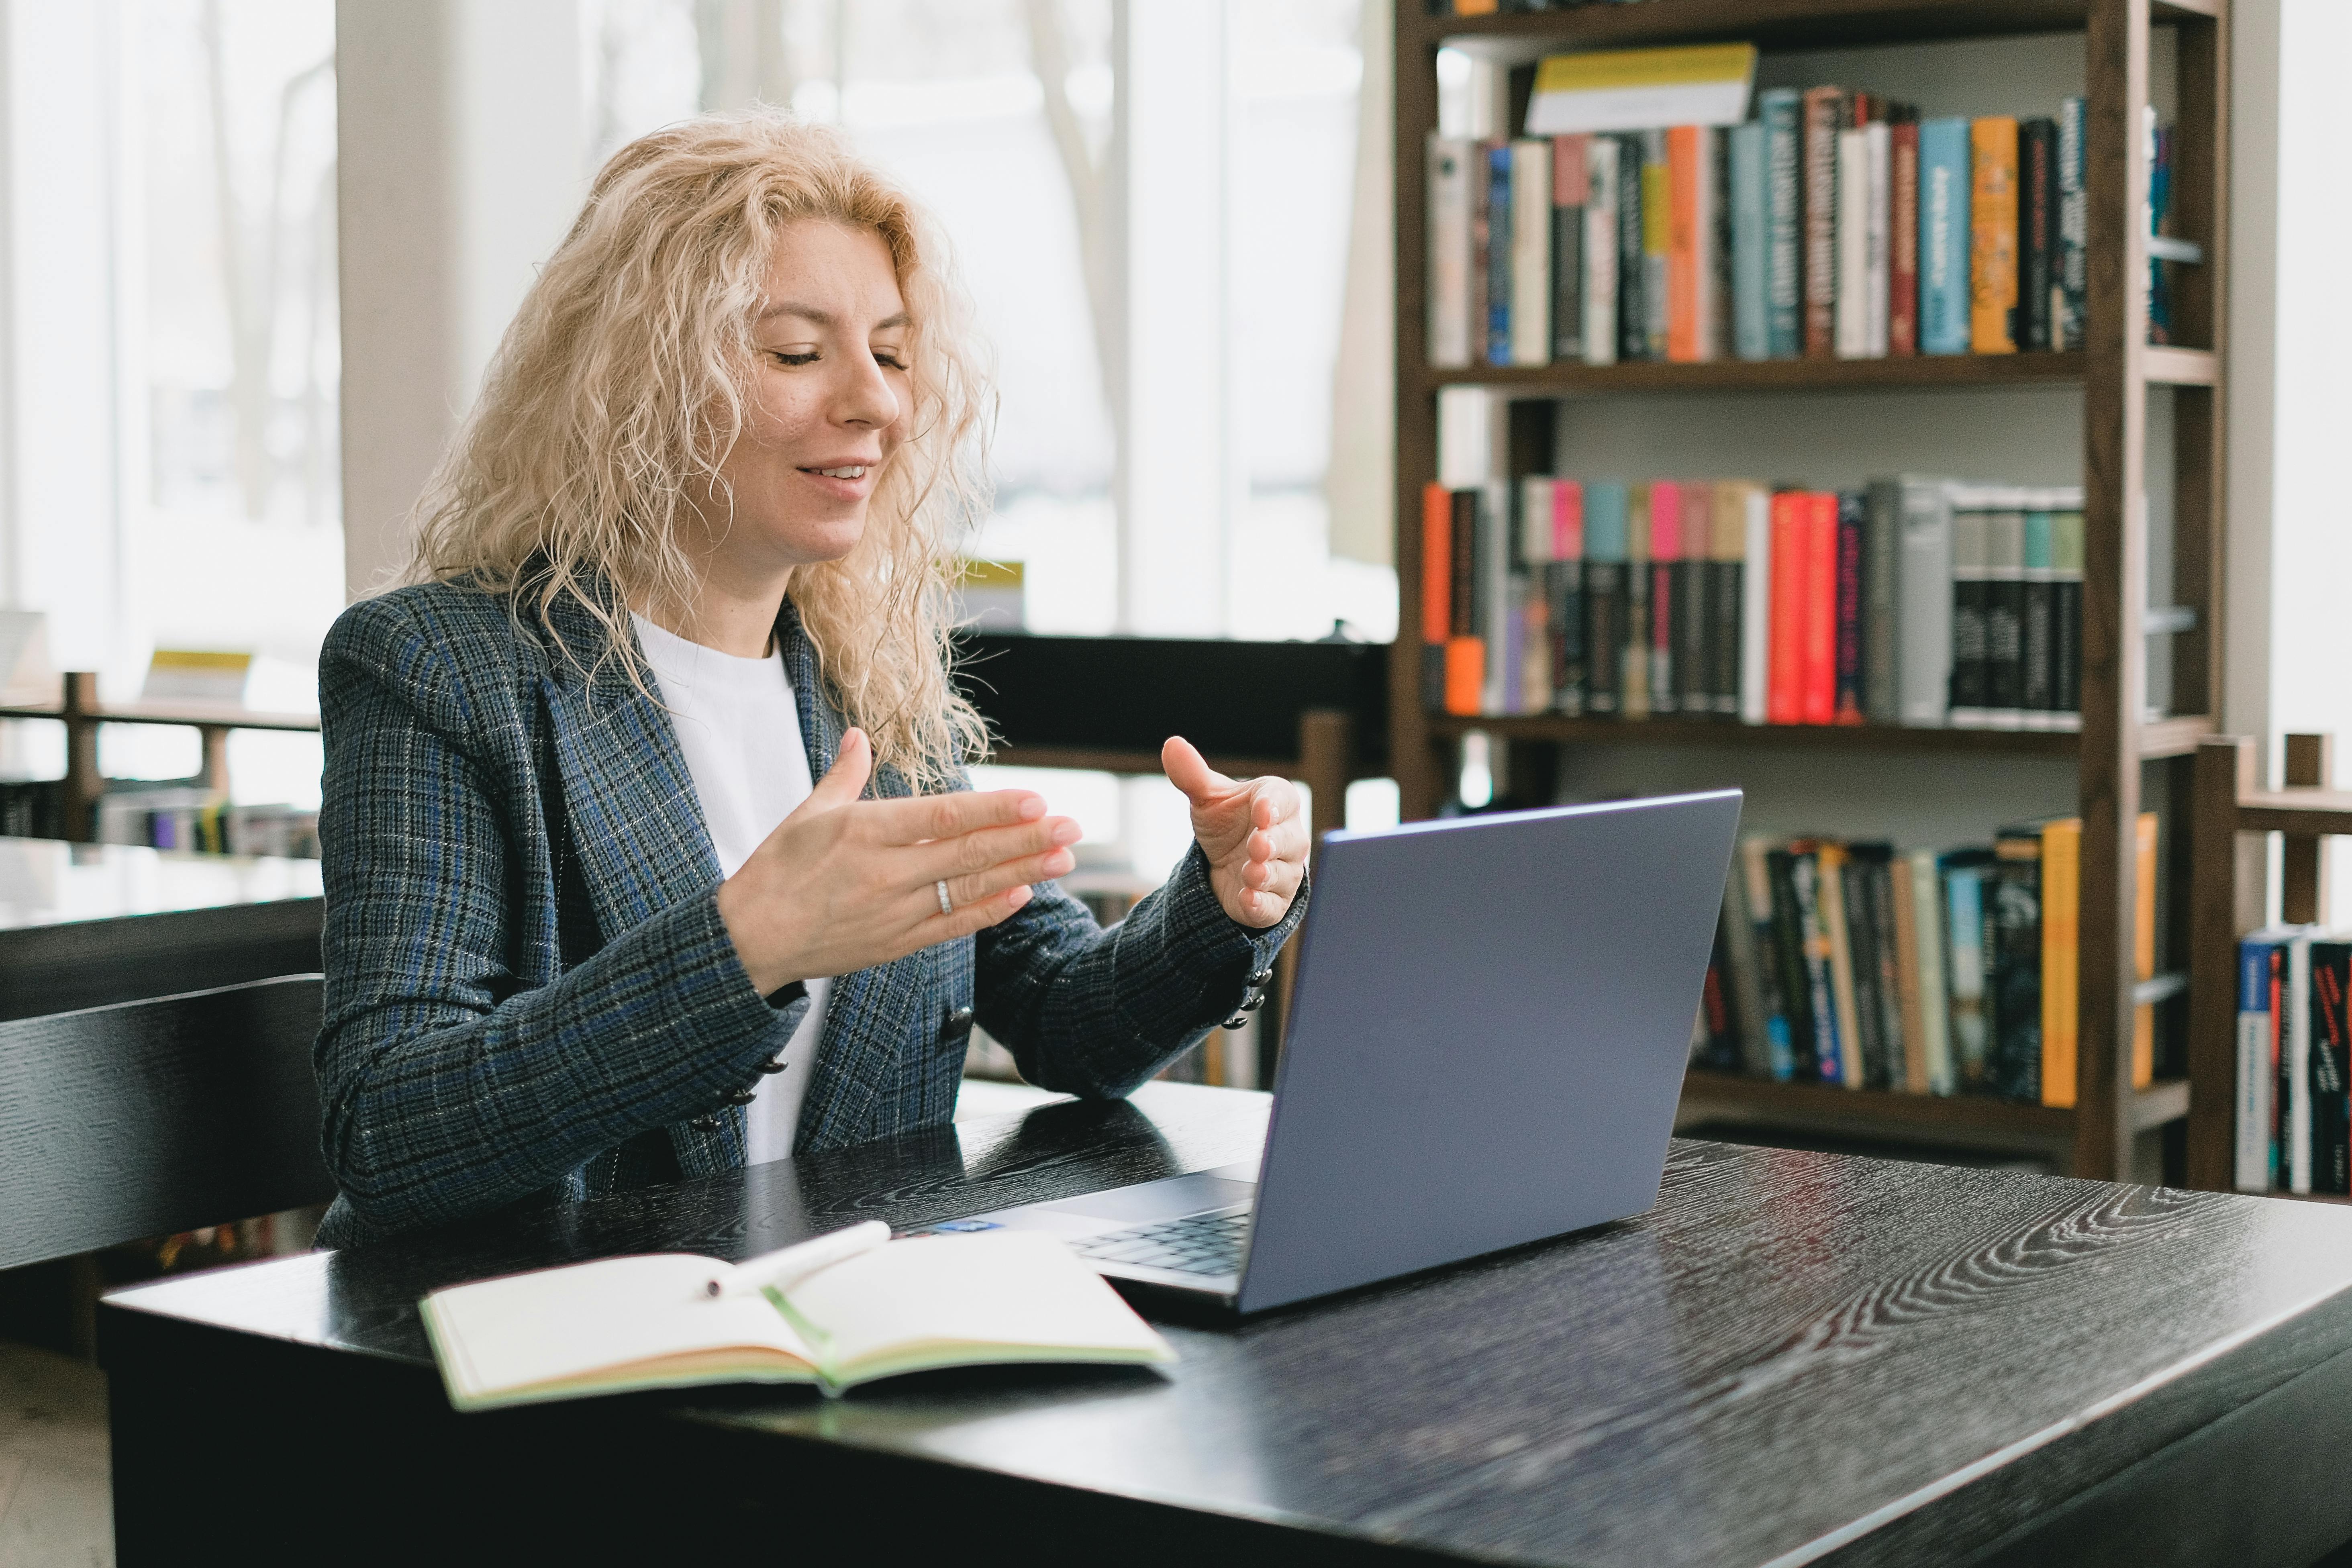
[633, 612, 829, 1165]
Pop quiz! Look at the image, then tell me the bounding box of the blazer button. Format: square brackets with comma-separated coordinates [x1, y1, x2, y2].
[940, 1005, 975, 1043]
[756, 1054, 789, 1075]
[1249, 966, 1275, 987]
[723, 1087, 760, 1107]
[688, 1115, 720, 1133]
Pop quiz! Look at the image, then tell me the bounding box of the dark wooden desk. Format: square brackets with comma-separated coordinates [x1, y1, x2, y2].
[100, 1083, 2352, 1567]
[0, 837, 319, 1018]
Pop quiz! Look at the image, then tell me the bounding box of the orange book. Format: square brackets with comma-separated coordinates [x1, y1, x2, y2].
[2040, 817, 2082, 1107]
[1421, 483, 1451, 647]
[1666, 125, 1702, 362]
[1444, 637, 1484, 716]
[1800, 493, 1839, 725]
[1767, 492, 1806, 724]
[1970, 117, 2020, 353]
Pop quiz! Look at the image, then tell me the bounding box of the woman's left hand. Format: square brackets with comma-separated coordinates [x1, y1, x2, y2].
[1161, 736, 1309, 929]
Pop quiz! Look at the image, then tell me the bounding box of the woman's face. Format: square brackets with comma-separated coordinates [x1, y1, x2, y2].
[698, 219, 911, 579]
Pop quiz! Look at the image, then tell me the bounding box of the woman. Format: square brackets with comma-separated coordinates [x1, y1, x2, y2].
[312, 115, 1308, 1245]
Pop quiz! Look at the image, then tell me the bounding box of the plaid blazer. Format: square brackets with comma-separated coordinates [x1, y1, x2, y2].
[312, 581, 1302, 1246]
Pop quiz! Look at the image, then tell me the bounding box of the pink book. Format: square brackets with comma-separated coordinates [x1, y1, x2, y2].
[1648, 482, 1681, 715]
[1552, 478, 1584, 560]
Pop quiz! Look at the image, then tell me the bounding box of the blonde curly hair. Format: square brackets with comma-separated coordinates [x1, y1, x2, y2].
[406, 112, 990, 790]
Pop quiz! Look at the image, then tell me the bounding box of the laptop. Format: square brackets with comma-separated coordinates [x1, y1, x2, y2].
[919, 788, 1743, 1316]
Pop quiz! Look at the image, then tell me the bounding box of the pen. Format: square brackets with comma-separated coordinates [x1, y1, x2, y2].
[704, 1220, 890, 1300]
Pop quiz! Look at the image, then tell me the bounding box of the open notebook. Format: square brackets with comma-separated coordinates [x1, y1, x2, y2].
[421, 1224, 1175, 1409]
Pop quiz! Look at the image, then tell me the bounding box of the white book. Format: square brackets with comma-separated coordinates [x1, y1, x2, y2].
[421, 1225, 1173, 1409]
[1835, 127, 1870, 358]
[1509, 139, 1553, 366]
[1426, 135, 1475, 369]
[1896, 475, 1956, 726]
[1582, 137, 1620, 366]
[1864, 119, 1891, 357]
[1739, 482, 1771, 725]
[1521, 476, 1557, 565]
[1436, 385, 1496, 490]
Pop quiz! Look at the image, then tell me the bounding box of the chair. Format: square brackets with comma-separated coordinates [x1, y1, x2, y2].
[0, 975, 335, 1271]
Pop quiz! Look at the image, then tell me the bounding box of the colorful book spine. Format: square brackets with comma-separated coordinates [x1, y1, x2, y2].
[1766, 845, 1821, 1080]
[1486, 142, 1515, 366]
[1581, 481, 1627, 716]
[1447, 488, 1482, 715]
[2132, 809, 2158, 1088]
[1427, 136, 1475, 369]
[1421, 482, 1451, 711]
[1667, 126, 1705, 363]
[1983, 502, 2027, 729]
[2058, 97, 2087, 351]
[1969, 116, 2020, 354]
[1479, 479, 1511, 715]
[1517, 476, 1555, 714]
[1582, 136, 1620, 367]
[1908, 848, 1955, 1093]
[2018, 117, 2057, 351]
[1641, 131, 1671, 359]
[1552, 135, 1587, 363]
[2312, 937, 2352, 1195]
[1801, 87, 1843, 359]
[2039, 817, 2081, 1108]
[1644, 483, 1676, 715]
[1761, 88, 1804, 359]
[1510, 139, 1553, 366]
[1788, 845, 1846, 1084]
[1989, 824, 2043, 1103]
[1942, 849, 1995, 1091]
[1550, 478, 1586, 715]
[1707, 482, 1744, 717]
[1889, 113, 1919, 356]
[1948, 506, 1991, 727]
[1739, 483, 1772, 725]
[1616, 133, 1648, 363]
[1767, 491, 1806, 725]
[2289, 929, 2315, 1194]
[1801, 492, 1839, 725]
[1833, 490, 1866, 723]
[1817, 842, 1866, 1088]
[1919, 118, 1972, 355]
[1731, 120, 1769, 361]
[2238, 931, 2289, 1191]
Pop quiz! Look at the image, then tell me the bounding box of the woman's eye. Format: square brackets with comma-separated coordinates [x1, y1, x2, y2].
[874, 351, 909, 371]
[771, 349, 819, 366]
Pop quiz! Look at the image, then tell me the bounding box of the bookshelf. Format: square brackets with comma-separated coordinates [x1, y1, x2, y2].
[1390, 0, 2228, 1182]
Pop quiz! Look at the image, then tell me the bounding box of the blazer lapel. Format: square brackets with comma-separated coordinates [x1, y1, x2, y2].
[779, 600, 927, 1150]
[538, 593, 722, 944]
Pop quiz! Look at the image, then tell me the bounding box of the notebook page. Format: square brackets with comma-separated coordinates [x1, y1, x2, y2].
[788, 1232, 1172, 1372]
[431, 1254, 812, 1395]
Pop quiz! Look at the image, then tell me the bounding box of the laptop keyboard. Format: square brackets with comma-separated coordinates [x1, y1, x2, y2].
[1067, 1209, 1251, 1277]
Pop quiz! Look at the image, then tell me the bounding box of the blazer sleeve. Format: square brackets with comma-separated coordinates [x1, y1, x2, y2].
[973, 823, 1307, 1100]
[314, 597, 787, 1235]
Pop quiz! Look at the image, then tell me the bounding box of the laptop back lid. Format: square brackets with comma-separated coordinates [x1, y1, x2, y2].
[1235, 790, 1742, 1314]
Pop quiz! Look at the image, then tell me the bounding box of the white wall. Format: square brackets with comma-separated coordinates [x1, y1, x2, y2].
[335, 0, 584, 602]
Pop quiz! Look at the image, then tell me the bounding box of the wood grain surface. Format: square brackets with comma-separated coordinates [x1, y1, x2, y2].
[102, 1084, 2352, 1566]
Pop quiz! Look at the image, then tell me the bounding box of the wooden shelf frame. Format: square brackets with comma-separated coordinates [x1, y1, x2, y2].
[1388, 0, 2230, 1180]
[2186, 734, 2337, 1192]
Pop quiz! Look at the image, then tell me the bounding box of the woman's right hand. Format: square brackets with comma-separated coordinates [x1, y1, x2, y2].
[713, 727, 1079, 996]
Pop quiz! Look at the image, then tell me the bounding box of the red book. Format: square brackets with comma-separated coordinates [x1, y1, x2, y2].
[1553, 478, 1584, 558]
[1890, 116, 1921, 355]
[1833, 491, 1866, 724]
[1767, 492, 1807, 725]
[1421, 483, 1451, 647]
[1649, 481, 1681, 714]
[1801, 492, 1840, 725]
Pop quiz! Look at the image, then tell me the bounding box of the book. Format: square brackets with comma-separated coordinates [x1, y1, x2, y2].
[1835, 121, 1870, 359]
[2312, 936, 2352, 1195]
[2132, 808, 2158, 1088]
[1427, 136, 1476, 369]
[1421, 482, 1450, 710]
[1903, 848, 1956, 1093]
[1848, 843, 1905, 1089]
[1552, 135, 1588, 362]
[1738, 482, 1772, 724]
[1761, 87, 1804, 359]
[1862, 114, 1891, 357]
[1730, 120, 1768, 361]
[1648, 480, 1680, 715]
[2021, 505, 2057, 729]
[1524, 43, 1758, 137]
[1486, 142, 1515, 365]
[1817, 841, 1867, 1088]
[1801, 86, 1843, 359]
[1511, 139, 1553, 366]
[2050, 506, 2085, 730]
[1739, 835, 1797, 1079]
[1708, 482, 1746, 717]
[2289, 929, 2317, 1193]
[2019, 117, 2057, 351]
[1942, 848, 1997, 1092]
[1718, 854, 1769, 1076]
[1617, 133, 1649, 362]
[1833, 490, 1866, 724]
[1666, 126, 1706, 363]
[1785, 844, 1845, 1083]
[1863, 480, 1901, 724]
[1447, 488, 1482, 715]
[1982, 499, 2027, 729]
[1918, 117, 1972, 355]
[1895, 475, 1954, 726]
[1641, 131, 1670, 359]
[1800, 491, 1838, 725]
[421, 1224, 1175, 1409]
[2237, 931, 2292, 1191]
[1680, 481, 1716, 716]
[1948, 504, 1991, 727]
[1969, 116, 2020, 354]
[2039, 817, 2081, 1107]
[1767, 490, 1806, 725]
[1582, 135, 1621, 365]
[1889, 112, 1920, 356]
[1582, 481, 1628, 715]
[1480, 478, 1511, 714]
[1989, 825, 2044, 1102]
[1548, 478, 1587, 715]
[2057, 96, 2087, 350]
